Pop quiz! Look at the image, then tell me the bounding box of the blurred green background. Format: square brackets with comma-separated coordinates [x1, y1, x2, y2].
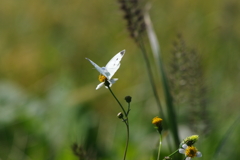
[0, 0, 240, 159]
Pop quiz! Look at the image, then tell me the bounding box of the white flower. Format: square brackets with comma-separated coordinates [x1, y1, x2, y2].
[86, 50, 125, 90]
[179, 144, 202, 160]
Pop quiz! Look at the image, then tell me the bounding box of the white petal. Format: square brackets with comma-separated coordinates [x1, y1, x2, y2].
[96, 82, 104, 90]
[186, 157, 191, 160]
[109, 78, 118, 84]
[196, 151, 202, 157]
[182, 144, 188, 149]
[179, 148, 185, 154]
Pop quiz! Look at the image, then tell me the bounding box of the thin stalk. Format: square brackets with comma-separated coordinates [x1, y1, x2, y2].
[123, 118, 130, 160]
[107, 86, 129, 160]
[108, 86, 127, 117]
[163, 149, 179, 160]
[157, 134, 162, 160]
[126, 102, 131, 116]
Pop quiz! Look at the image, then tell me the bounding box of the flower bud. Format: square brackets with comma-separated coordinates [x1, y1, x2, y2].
[125, 96, 132, 103]
[181, 135, 199, 146]
[152, 116, 163, 133]
[117, 112, 124, 119]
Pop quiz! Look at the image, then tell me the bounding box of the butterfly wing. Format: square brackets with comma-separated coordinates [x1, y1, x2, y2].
[105, 50, 125, 79]
[86, 58, 110, 79]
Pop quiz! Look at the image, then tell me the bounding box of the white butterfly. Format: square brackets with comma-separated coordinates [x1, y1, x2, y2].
[86, 50, 125, 90]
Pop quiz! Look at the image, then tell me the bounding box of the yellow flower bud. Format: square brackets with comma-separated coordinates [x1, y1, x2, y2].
[152, 116, 163, 133]
[181, 135, 199, 146]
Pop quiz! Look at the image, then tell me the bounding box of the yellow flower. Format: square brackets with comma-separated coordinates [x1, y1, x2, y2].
[152, 116, 162, 125]
[179, 144, 202, 160]
[152, 116, 163, 133]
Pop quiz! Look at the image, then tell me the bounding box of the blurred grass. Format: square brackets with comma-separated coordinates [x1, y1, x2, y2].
[0, 0, 240, 159]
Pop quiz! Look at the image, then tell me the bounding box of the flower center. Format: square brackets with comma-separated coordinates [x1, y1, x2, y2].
[98, 74, 107, 82]
[185, 146, 198, 158]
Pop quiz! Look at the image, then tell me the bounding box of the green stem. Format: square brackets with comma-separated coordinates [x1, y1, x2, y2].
[163, 149, 179, 160]
[157, 134, 162, 160]
[123, 118, 129, 160]
[126, 102, 131, 116]
[108, 86, 127, 117]
[107, 86, 129, 160]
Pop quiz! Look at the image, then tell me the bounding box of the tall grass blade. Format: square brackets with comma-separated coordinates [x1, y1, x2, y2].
[144, 6, 161, 70]
[212, 115, 240, 159]
[144, 7, 180, 149]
